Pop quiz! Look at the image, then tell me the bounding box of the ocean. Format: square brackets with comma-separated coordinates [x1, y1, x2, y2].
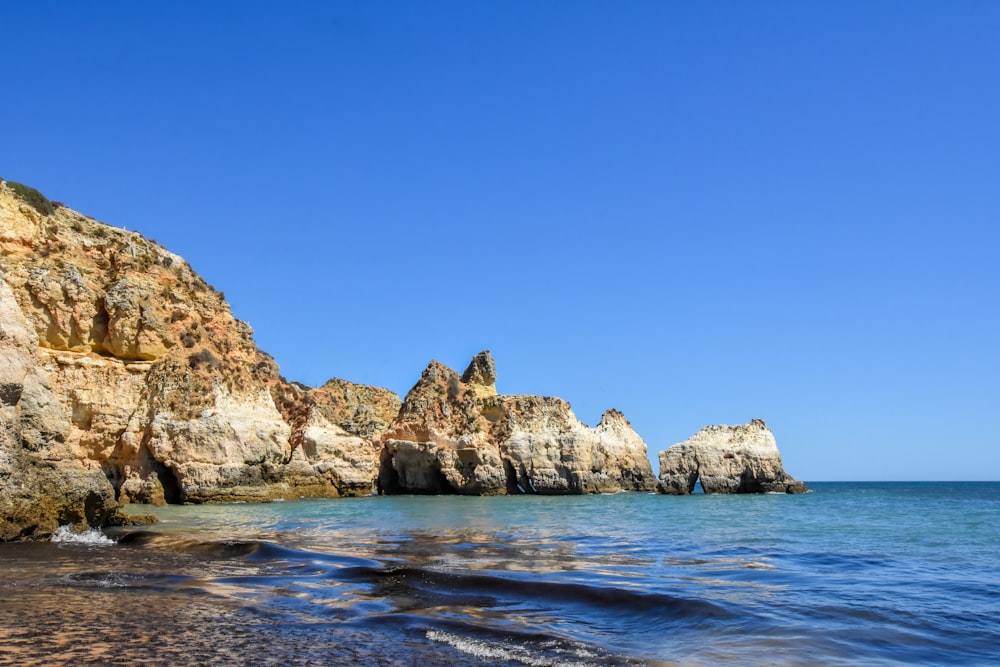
[0, 483, 997, 666]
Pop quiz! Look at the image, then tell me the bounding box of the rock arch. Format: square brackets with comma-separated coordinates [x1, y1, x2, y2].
[657, 420, 807, 495]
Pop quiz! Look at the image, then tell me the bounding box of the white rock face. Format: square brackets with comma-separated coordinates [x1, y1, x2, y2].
[657, 419, 807, 494]
[295, 409, 381, 494]
[125, 384, 292, 503]
[500, 401, 655, 494]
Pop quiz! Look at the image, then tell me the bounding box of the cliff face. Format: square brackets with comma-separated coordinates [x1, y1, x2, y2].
[1, 178, 808, 539]
[657, 419, 807, 494]
[0, 275, 119, 539]
[271, 377, 401, 498]
[378, 351, 657, 495]
[0, 181, 399, 533]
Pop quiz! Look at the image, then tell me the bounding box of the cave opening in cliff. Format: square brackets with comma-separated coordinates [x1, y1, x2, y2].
[693, 477, 705, 494]
[432, 469, 457, 495]
[376, 449, 401, 495]
[503, 461, 523, 494]
[101, 462, 123, 499]
[90, 306, 114, 357]
[152, 461, 182, 504]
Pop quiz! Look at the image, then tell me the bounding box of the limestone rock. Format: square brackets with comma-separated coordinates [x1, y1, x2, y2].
[0, 180, 398, 522]
[378, 359, 499, 494]
[657, 419, 807, 494]
[0, 180, 294, 506]
[2, 177, 813, 542]
[269, 376, 401, 497]
[118, 368, 292, 504]
[0, 273, 119, 540]
[378, 352, 656, 495]
[102, 277, 172, 360]
[461, 350, 497, 397]
[310, 378, 402, 440]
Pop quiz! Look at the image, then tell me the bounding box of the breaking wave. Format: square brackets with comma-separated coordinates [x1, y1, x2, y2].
[51, 525, 115, 546]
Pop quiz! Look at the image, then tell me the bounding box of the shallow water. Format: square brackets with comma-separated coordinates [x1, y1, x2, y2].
[1, 483, 998, 666]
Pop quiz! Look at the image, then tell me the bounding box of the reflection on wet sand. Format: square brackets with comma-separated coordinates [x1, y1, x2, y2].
[0, 533, 646, 667]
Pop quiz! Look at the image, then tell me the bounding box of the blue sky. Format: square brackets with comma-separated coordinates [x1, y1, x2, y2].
[2, 2, 997, 480]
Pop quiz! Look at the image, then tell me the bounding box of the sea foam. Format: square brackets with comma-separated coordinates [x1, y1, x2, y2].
[426, 630, 597, 667]
[51, 525, 115, 546]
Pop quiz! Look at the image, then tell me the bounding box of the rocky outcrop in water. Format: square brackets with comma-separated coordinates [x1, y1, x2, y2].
[657, 419, 807, 494]
[378, 351, 657, 495]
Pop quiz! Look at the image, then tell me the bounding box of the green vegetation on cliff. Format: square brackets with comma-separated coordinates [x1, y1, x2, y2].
[0, 178, 59, 216]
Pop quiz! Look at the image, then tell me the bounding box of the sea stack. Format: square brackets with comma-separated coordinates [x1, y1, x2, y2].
[657, 419, 807, 494]
[378, 351, 657, 495]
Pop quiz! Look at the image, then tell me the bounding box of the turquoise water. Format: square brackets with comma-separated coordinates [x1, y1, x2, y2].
[0, 483, 997, 665]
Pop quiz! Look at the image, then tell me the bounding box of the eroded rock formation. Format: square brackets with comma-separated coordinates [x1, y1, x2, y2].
[657, 419, 807, 494]
[1, 178, 809, 539]
[0, 180, 399, 534]
[378, 352, 657, 495]
[271, 376, 401, 498]
[0, 274, 120, 539]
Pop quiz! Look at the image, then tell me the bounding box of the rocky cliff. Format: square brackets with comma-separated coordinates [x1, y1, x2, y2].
[0, 180, 399, 537]
[271, 376, 401, 498]
[657, 419, 807, 494]
[0, 274, 120, 539]
[1, 178, 808, 539]
[378, 351, 657, 495]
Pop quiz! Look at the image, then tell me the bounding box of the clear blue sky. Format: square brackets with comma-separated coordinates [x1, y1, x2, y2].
[2, 2, 997, 480]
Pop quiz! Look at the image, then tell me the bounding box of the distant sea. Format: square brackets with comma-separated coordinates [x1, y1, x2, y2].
[1, 483, 997, 666]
